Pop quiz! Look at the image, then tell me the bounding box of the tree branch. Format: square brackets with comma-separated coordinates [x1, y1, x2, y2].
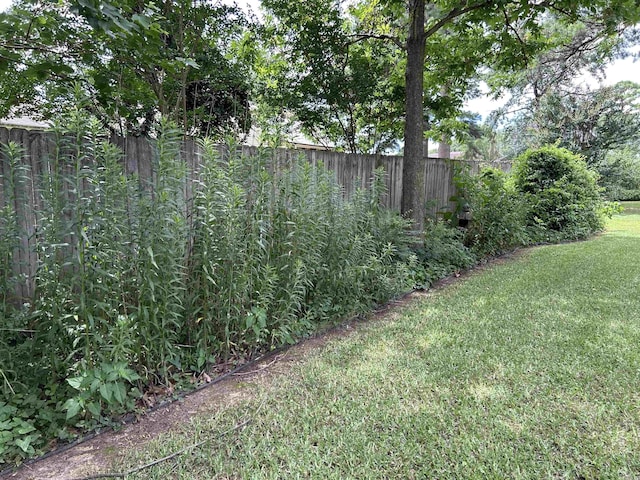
[423, 0, 493, 40]
[502, 6, 529, 63]
[345, 33, 404, 50]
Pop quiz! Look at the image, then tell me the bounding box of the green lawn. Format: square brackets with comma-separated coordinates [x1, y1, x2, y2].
[621, 201, 640, 215]
[114, 213, 640, 479]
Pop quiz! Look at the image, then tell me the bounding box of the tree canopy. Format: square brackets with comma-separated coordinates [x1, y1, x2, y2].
[0, 0, 252, 136]
[505, 81, 640, 163]
[2, 0, 640, 229]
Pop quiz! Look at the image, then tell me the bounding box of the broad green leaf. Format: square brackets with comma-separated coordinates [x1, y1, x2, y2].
[66, 377, 84, 391]
[63, 399, 81, 420]
[16, 422, 36, 435]
[99, 383, 112, 403]
[14, 436, 32, 453]
[87, 402, 102, 417]
[113, 383, 126, 405]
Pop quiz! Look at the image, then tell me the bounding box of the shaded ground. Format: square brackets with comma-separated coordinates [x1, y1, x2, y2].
[4, 286, 445, 480]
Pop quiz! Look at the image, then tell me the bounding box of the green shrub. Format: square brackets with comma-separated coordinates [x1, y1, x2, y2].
[512, 145, 609, 240]
[455, 166, 531, 256]
[413, 221, 476, 288]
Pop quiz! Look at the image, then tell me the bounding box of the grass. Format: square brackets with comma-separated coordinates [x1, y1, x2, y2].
[112, 213, 640, 479]
[621, 200, 640, 215]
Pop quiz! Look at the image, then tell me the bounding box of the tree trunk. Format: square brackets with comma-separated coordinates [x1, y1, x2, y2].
[402, 0, 426, 235]
[438, 136, 451, 158]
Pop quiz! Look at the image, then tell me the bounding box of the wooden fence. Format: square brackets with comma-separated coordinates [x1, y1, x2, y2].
[0, 127, 510, 300]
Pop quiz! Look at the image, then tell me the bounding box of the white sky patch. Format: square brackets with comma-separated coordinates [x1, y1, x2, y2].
[465, 46, 640, 119]
[0, 0, 12, 12]
[231, 0, 262, 16]
[579, 52, 640, 87]
[465, 86, 510, 121]
[465, 54, 640, 121]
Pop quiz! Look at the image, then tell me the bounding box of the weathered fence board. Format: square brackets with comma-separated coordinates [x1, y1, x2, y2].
[0, 126, 510, 301]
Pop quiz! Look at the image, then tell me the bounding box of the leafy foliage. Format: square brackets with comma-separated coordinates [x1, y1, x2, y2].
[0, 112, 415, 465]
[413, 221, 476, 289]
[512, 145, 611, 240]
[256, 0, 404, 153]
[493, 22, 640, 192]
[488, 16, 639, 107]
[504, 82, 640, 166]
[455, 166, 530, 256]
[257, 0, 640, 228]
[598, 147, 640, 201]
[0, 0, 251, 137]
[450, 145, 616, 256]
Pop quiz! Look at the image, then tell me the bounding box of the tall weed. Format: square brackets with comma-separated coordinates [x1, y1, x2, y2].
[0, 112, 416, 465]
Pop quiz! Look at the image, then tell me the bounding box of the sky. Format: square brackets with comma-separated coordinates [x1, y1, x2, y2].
[1, 0, 638, 118]
[467, 54, 640, 119]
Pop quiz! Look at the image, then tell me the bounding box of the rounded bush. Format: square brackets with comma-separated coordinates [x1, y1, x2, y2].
[512, 145, 606, 239]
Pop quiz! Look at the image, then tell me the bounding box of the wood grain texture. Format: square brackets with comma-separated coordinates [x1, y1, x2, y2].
[0, 127, 511, 300]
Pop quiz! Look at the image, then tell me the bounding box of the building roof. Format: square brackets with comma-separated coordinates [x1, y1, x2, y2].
[0, 117, 50, 129]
